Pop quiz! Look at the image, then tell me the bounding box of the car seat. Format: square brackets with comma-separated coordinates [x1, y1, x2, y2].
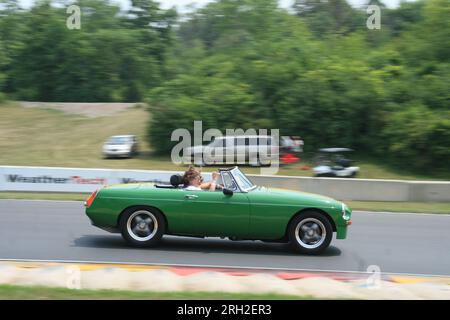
[155, 174, 184, 189]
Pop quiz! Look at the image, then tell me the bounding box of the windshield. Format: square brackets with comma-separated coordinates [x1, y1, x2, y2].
[231, 167, 256, 192]
[108, 137, 131, 145]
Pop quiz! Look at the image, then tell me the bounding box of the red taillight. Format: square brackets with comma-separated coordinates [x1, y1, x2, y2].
[84, 190, 98, 208]
[347, 220, 352, 226]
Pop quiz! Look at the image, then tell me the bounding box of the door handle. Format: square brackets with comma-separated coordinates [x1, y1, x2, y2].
[185, 194, 198, 200]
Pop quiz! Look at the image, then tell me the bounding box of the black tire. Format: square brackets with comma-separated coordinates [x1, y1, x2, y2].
[288, 211, 333, 255]
[119, 206, 165, 248]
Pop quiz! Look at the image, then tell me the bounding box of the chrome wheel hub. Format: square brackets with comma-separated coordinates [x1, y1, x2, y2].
[127, 210, 158, 242]
[295, 218, 326, 249]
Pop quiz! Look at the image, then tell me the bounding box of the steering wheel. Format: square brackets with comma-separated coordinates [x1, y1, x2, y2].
[216, 184, 224, 190]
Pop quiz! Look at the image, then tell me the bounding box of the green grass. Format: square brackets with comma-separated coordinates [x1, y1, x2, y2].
[346, 201, 450, 214]
[0, 192, 448, 214]
[0, 102, 171, 170]
[0, 102, 449, 180]
[0, 192, 89, 201]
[0, 284, 310, 300]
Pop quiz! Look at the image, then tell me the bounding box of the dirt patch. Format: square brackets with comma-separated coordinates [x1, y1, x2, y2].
[18, 101, 141, 118]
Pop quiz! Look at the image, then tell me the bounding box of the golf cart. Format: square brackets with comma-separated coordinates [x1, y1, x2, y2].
[313, 148, 359, 178]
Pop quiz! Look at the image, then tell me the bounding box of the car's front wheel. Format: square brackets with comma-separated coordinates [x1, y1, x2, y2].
[288, 211, 333, 255]
[119, 207, 165, 247]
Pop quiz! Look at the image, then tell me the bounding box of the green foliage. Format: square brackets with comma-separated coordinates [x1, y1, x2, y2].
[0, 0, 176, 101]
[147, 0, 450, 171]
[0, 0, 448, 170]
[0, 40, 6, 101]
[148, 73, 260, 154]
[292, 0, 364, 36]
[383, 104, 450, 170]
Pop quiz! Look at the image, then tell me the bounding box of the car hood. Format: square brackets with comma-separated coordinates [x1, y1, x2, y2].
[251, 186, 341, 208]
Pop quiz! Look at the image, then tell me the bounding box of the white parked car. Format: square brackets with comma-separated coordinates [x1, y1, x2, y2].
[103, 135, 139, 158]
[183, 135, 278, 167]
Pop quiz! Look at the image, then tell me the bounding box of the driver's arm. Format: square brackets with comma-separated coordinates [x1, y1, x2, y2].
[207, 172, 219, 191]
[199, 172, 220, 191]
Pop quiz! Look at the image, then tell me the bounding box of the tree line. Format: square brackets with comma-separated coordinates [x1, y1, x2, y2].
[0, 0, 449, 171]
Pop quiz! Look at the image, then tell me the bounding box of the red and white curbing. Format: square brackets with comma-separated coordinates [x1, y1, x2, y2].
[0, 260, 449, 299]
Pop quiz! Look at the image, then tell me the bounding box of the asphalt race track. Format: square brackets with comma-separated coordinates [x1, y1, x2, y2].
[0, 199, 449, 276]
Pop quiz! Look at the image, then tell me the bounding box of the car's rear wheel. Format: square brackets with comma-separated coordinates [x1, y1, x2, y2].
[288, 211, 333, 255]
[119, 207, 165, 247]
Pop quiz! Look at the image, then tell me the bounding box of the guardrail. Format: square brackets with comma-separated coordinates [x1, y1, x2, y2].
[1, 166, 449, 202]
[248, 175, 450, 202]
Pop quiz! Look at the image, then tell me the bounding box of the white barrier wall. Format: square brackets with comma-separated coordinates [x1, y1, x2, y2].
[0, 166, 196, 193]
[0, 166, 449, 202]
[248, 175, 450, 202]
[250, 176, 409, 201]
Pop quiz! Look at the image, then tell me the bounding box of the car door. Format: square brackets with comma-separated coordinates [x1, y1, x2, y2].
[180, 174, 250, 237]
[203, 137, 224, 165]
[223, 137, 236, 165]
[235, 136, 247, 164]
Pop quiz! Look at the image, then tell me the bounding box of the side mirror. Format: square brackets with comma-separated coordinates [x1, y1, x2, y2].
[223, 188, 234, 196]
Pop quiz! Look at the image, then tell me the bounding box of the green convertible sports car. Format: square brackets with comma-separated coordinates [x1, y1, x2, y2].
[85, 167, 352, 254]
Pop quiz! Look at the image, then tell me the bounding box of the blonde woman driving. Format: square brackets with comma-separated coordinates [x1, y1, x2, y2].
[182, 167, 220, 191]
